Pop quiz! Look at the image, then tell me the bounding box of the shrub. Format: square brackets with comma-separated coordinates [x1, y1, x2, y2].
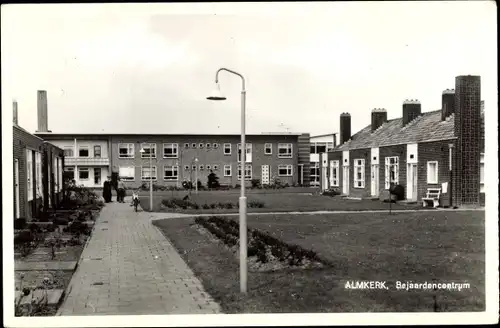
[202, 203, 210, 209]
[248, 245, 259, 257]
[14, 218, 27, 230]
[224, 202, 234, 209]
[14, 230, 35, 245]
[250, 179, 261, 189]
[249, 200, 265, 208]
[323, 187, 341, 197]
[54, 217, 69, 226]
[390, 184, 405, 201]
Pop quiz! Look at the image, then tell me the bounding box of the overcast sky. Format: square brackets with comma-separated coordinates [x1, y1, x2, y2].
[1, 2, 497, 136]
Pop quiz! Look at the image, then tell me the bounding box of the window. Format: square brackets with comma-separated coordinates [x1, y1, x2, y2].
[237, 164, 252, 180]
[192, 143, 197, 149]
[192, 165, 197, 171]
[141, 166, 157, 181]
[118, 143, 135, 158]
[184, 143, 190, 149]
[78, 147, 89, 158]
[199, 143, 204, 149]
[427, 161, 439, 184]
[384, 157, 399, 189]
[213, 143, 219, 149]
[206, 165, 211, 170]
[94, 145, 101, 158]
[265, 143, 272, 155]
[224, 165, 232, 177]
[206, 143, 211, 149]
[58, 158, 63, 191]
[223, 143, 231, 155]
[63, 147, 74, 157]
[35, 152, 42, 198]
[316, 145, 327, 153]
[141, 143, 157, 158]
[331, 160, 340, 187]
[53, 157, 58, 192]
[327, 143, 334, 152]
[354, 159, 365, 188]
[237, 143, 252, 162]
[26, 150, 33, 201]
[480, 153, 484, 192]
[94, 168, 101, 185]
[310, 163, 320, 184]
[64, 167, 75, 181]
[278, 164, 293, 176]
[163, 143, 178, 158]
[164, 165, 179, 181]
[213, 165, 219, 171]
[184, 165, 190, 171]
[278, 143, 293, 158]
[119, 166, 135, 181]
[199, 165, 204, 171]
[79, 167, 89, 180]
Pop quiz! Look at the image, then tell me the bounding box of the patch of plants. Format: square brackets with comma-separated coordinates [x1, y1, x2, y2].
[322, 187, 341, 197]
[195, 216, 327, 271]
[162, 198, 265, 211]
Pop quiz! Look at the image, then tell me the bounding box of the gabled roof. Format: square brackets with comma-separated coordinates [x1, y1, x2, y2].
[334, 110, 456, 151]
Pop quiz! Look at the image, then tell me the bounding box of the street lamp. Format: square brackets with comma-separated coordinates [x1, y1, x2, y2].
[139, 144, 153, 212]
[207, 68, 248, 294]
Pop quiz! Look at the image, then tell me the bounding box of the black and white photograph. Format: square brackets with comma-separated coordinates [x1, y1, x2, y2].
[2, 2, 498, 327]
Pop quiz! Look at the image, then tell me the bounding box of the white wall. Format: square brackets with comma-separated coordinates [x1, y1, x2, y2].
[311, 135, 336, 143]
[75, 167, 109, 188]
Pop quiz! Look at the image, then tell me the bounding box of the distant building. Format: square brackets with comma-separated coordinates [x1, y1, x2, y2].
[309, 133, 337, 186]
[320, 75, 485, 207]
[33, 91, 312, 188]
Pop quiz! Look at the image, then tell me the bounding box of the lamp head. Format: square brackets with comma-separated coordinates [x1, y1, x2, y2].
[207, 83, 226, 101]
[139, 148, 145, 153]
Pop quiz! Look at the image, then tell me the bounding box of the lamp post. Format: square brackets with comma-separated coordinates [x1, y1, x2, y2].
[207, 68, 248, 294]
[139, 144, 153, 212]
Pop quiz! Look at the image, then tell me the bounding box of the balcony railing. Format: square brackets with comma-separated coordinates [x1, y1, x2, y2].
[64, 157, 110, 166]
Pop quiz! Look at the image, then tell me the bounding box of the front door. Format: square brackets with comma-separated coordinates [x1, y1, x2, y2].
[261, 165, 270, 185]
[406, 163, 418, 201]
[14, 159, 20, 219]
[298, 164, 303, 186]
[94, 168, 102, 186]
[371, 164, 379, 197]
[342, 166, 349, 195]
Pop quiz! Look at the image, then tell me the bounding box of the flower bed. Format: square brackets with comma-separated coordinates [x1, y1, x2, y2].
[194, 216, 328, 271]
[161, 198, 265, 211]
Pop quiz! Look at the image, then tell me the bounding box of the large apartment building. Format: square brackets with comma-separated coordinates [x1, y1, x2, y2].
[320, 75, 485, 207]
[32, 91, 311, 188]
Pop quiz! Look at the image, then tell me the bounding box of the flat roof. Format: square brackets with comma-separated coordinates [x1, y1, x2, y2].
[34, 132, 305, 138]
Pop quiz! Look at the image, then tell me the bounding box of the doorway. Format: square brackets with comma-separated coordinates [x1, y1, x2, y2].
[94, 168, 102, 186]
[342, 166, 349, 195]
[406, 163, 418, 201]
[261, 165, 270, 185]
[371, 164, 379, 197]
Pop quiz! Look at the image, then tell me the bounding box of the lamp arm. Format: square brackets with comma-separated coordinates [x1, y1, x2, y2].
[215, 68, 246, 91]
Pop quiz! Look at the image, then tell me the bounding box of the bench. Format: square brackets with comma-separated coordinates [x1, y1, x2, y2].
[422, 188, 441, 208]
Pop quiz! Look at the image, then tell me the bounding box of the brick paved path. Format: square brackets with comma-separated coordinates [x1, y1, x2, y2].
[57, 198, 221, 315]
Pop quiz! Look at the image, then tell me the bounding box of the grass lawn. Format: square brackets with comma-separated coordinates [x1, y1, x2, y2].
[154, 210, 485, 313]
[140, 189, 426, 213]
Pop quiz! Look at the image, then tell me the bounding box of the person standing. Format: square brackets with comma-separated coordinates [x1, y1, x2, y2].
[103, 176, 112, 202]
[117, 178, 126, 203]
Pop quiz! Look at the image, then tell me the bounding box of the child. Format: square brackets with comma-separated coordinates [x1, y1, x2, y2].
[130, 188, 140, 206]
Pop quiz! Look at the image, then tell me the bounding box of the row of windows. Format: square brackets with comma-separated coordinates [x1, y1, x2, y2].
[110, 164, 294, 181]
[310, 142, 335, 154]
[117, 143, 293, 159]
[26, 150, 63, 201]
[63, 145, 102, 158]
[327, 154, 485, 191]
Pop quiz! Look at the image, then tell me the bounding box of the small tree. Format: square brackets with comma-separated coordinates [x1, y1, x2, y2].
[207, 171, 220, 189]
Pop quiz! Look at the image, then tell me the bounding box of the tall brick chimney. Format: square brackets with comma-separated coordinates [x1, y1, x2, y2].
[441, 89, 455, 120]
[402, 99, 421, 126]
[371, 108, 387, 132]
[453, 75, 481, 207]
[340, 112, 351, 145]
[13, 100, 18, 125]
[36, 90, 50, 132]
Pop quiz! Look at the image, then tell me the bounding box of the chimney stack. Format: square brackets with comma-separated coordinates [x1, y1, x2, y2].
[402, 99, 421, 126]
[441, 89, 455, 120]
[340, 112, 351, 145]
[36, 90, 50, 132]
[371, 108, 387, 132]
[13, 100, 18, 125]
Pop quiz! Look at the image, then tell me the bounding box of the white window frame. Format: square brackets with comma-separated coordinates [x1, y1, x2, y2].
[58, 158, 63, 191]
[78, 146, 89, 158]
[118, 143, 135, 159]
[191, 143, 197, 149]
[192, 165, 197, 171]
[163, 165, 179, 181]
[354, 159, 365, 188]
[224, 165, 232, 177]
[331, 160, 340, 187]
[427, 161, 439, 184]
[310, 162, 320, 184]
[53, 156, 58, 192]
[119, 166, 135, 181]
[35, 152, 42, 198]
[327, 142, 334, 152]
[213, 143, 219, 149]
[78, 167, 90, 181]
[237, 143, 252, 162]
[206, 143, 211, 149]
[384, 156, 399, 189]
[184, 143, 190, 149]
[163, 143, 178, 159]
[278, 164, 293, 176]
[480, 153, 484, 193]
[63, 147, 74, 158]
[223, 143, 231, 155]
[26, 150, 33, 201]
[93, 145, 102, 158]
[199, 143, 204, 149]
[206, 165, 211, 170]
[199, 164, 204, 171]
[278, 143, 293, 158]
[184, 165, 190, 171]
[214, 164, 219, 171]
[141, 166, 158, 181]
[264, 143, 273, 155]
[140, 143, 157, 159]
[237, 164, 252, 181]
